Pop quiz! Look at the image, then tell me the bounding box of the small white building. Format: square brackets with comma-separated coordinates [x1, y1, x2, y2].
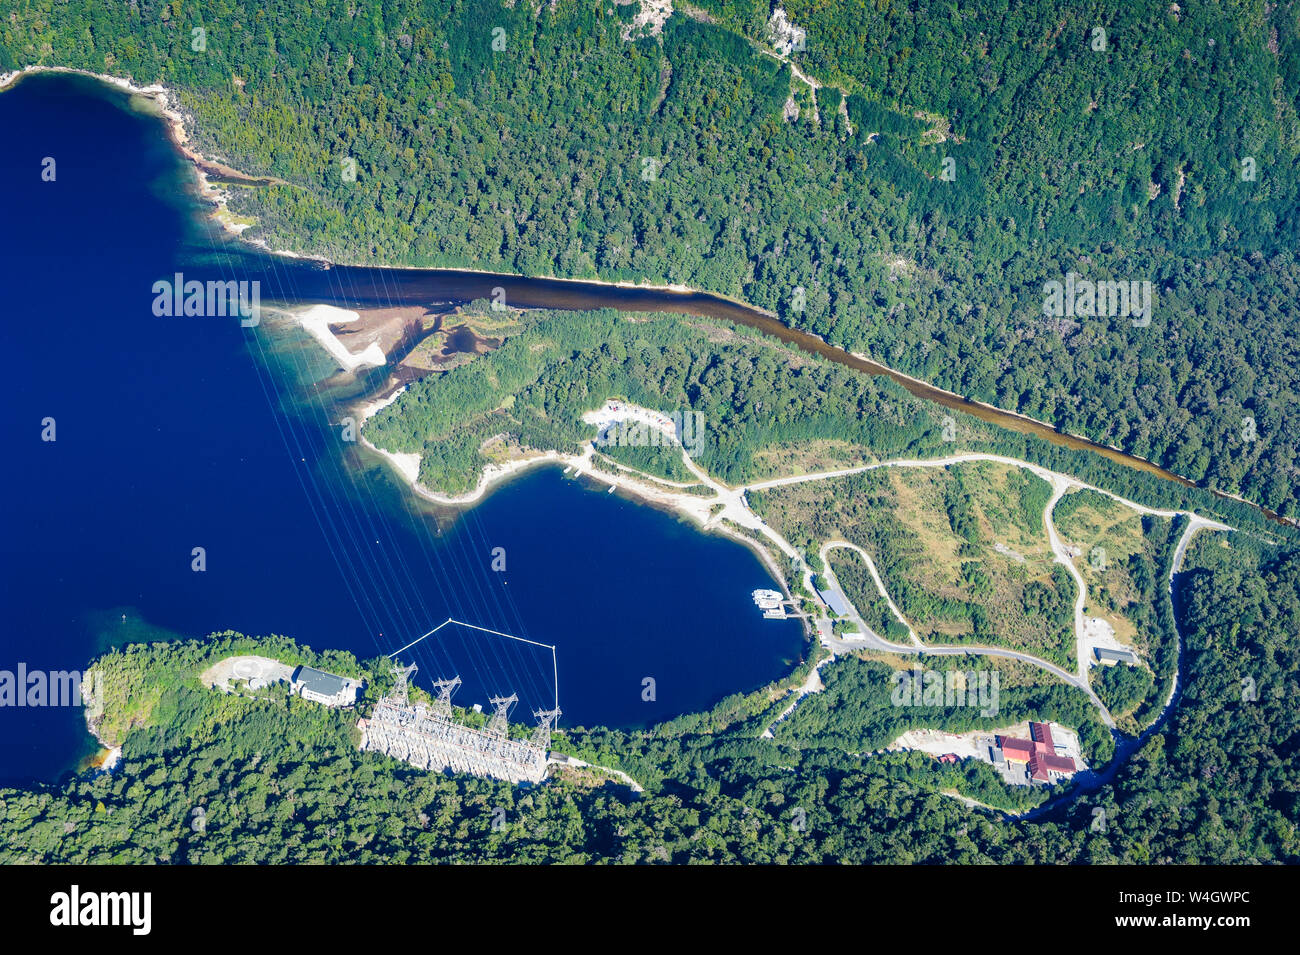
[291, 665, 363, 707]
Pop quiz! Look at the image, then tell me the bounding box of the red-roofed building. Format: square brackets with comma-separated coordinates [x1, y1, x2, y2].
[1030, 721, 1054, 749]
[997, 723, 1076, 782]
[1028, 751, 1078, 781]
[996, 735, 1034, 764]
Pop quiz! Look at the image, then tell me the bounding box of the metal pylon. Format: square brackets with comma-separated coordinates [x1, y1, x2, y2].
[430, 676, 462, 720]
[391, 663, 418, 703]
[486, 693, 517, 738]
[532, 707, 561, 750]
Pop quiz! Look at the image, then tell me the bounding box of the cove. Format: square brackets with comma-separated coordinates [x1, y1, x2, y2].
[0, 73, 804, 783]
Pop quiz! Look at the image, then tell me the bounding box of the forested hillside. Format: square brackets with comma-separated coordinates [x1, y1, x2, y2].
[2, 540, 1295, 863]
[364, 306, 959, 492]
[361, 303, 1286, 551]
[3, 0, 1299, 516]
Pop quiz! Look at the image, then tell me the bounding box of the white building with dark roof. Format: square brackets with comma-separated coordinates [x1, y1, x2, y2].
[291, 665, 362, 707]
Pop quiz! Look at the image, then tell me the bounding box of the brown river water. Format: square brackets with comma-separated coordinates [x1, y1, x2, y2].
[228, 251, 1288, 527]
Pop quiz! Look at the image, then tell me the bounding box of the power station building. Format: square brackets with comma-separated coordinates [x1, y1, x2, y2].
[994, 721, 1077, 783]
[291, 665, 363, 708]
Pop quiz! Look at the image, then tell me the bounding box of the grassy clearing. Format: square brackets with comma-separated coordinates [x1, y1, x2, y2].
[752, 461, 1076, 669]
[748, 439, 877, 481]
[1054, 489, 1167, 650]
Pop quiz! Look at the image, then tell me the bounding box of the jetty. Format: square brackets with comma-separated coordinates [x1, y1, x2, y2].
[752, 588, 802, 620]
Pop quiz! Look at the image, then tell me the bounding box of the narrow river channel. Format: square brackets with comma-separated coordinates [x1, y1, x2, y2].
[208, 246, 1291, 529]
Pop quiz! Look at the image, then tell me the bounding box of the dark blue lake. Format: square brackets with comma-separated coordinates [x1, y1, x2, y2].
[0, 73, 804, 783]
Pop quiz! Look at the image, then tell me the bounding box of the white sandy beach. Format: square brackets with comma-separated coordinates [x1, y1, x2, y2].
[97, 746, 122, 774]
[293, 304, 387, 371]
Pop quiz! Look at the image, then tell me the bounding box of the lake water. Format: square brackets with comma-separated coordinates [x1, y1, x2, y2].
[0, 73, 804, 783]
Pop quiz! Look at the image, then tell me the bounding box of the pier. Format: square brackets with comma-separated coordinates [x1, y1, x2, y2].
[752, 588, 803, 620]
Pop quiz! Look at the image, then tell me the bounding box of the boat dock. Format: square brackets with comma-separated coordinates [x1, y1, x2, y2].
[752, 588, 803, 620]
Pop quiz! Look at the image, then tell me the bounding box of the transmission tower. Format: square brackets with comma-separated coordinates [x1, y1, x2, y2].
[532, 708, 561, 750]
[429, 675, 462, 720]
[486, 693, 517, 738]
[391, 663, 418, 703]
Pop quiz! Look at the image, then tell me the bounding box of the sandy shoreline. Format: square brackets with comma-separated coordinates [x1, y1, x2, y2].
[351, 381, 564, 505]
[355, 394, 689, 510]
[90, 745, 122, 774]
[353, 392, 799, 610]
[288, 304, 387, 371]
[353, 384, 409, 422]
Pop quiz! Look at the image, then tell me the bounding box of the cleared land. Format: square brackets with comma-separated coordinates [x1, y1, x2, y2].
[1053, 488, 1180, 726]
[753, 461, 1077, 669]
[1054, 488, 1165, 648]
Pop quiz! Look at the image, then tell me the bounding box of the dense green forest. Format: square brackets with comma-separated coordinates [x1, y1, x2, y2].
[364, 306, 966, 492]
[362, 303, 1292, 566]
[2, 0, 1297, 865]
[2, 537, 1296, 863]
[773, 654, 1115, 771]
[594, 440, 695, 484]
[3, 0, 1299, 517]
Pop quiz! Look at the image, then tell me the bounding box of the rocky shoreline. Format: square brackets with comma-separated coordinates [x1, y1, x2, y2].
[0, 65, 282, 241]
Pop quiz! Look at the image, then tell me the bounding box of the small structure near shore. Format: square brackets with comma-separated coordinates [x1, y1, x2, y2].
[1094, 646, 1139, 667]
[202, 656, 363, 708]
[814, 582, 851, 618]
[291, 665, 363, 708]
[753, 588, 799, 620]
